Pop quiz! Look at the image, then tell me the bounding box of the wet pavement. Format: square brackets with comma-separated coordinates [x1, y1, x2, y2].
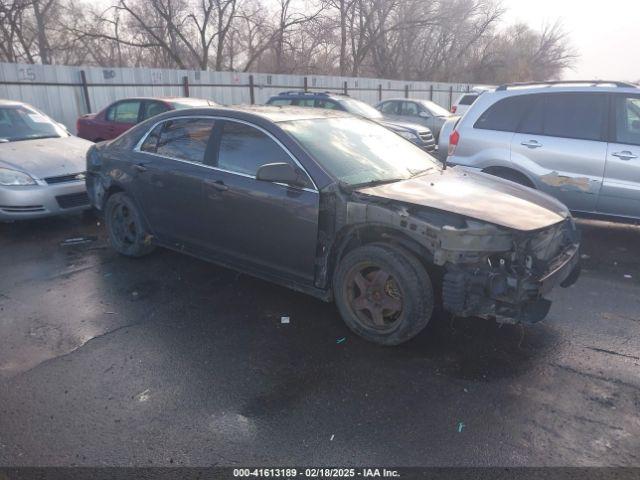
[0, 214, 639, 466]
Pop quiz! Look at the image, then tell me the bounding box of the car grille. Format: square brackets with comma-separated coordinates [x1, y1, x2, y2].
[45, 172, 86, 184]
[417, 131, 436, 152]
[0, 205, 45, 213]
[55, 192, 90, 209]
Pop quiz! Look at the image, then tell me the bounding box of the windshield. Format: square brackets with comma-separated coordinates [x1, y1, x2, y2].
[340, 98, 384, 119]
[420, 100, 451, 117]
[280, 117, 439, 186]
[0, 105, 67, 142]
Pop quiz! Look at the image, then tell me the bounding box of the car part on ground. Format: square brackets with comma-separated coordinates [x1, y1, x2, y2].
[76, 97, 218, 142]
[265, 91, 436, 153]
[87, 105, 580, 345]
[444, 80, 640, 223]
[0, 99, 92, 221]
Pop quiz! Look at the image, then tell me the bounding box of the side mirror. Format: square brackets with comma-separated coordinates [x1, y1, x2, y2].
[419, 111, 431, 119]
[256, 162, 307, 188]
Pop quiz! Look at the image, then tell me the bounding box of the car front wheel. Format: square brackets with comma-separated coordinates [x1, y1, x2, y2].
[333, 243, 434, 345]
[105, 192, 154, 257]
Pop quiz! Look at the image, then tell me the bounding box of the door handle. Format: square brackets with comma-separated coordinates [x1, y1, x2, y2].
[134, 163, 147, 173]
[521, 140, 542, 149]
[204, 179, 228, 191]
[612, 151, 637, 160]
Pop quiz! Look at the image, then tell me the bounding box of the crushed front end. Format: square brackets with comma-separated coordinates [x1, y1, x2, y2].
[441, 217, 580, 324]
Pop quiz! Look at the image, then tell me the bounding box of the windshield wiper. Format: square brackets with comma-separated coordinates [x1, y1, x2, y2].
[349, 177, 406, 189]
[409, 167, 435, 178]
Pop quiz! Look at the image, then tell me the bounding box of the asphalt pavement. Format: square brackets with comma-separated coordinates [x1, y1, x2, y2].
[0, 214, 639, 466]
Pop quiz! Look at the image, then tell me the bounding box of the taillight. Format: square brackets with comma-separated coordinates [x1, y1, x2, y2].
[451, 105, 457, 114]
[76, 118, 81, 133]
[448, 130, 460, 157]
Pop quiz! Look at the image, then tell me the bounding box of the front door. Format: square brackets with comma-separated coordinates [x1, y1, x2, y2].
[201, 119, 319, 284]
[130, 116, 217, 248]
[510, 92, 608, 213]
[597, 93, 640, 218]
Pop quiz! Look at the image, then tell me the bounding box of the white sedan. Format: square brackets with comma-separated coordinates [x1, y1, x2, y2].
[0, 100, 93, 221]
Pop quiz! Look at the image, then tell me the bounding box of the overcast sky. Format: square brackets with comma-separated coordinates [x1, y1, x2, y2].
[503, 0, 640, 81]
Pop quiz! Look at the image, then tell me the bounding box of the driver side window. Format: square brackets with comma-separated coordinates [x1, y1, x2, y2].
[216, 121, 310, 187]
[401, 102, 419, 116]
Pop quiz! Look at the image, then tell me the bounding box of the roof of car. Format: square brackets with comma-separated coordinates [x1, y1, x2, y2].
[0, 99, 28, 107]
[270, 91, 349, 100]
[202, 105, 351, 123]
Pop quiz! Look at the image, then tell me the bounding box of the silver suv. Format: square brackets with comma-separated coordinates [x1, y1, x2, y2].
[441, 81, 640, 221]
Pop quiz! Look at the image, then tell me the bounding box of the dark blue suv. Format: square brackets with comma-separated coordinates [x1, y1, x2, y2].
[266, 91, 436, 153]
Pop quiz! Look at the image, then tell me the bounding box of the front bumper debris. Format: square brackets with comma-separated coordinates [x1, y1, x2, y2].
[442, 219, 581, 324]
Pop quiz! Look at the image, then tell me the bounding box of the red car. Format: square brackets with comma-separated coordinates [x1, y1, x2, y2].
[76, 97, 217, 142]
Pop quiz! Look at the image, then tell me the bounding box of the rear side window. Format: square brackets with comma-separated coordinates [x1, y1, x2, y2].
[154, 118, 216, 163]
[268, 99, 293, 106]
[107, 101, 141, 123]
[458, 95, 477, 106]
[293, 98, 315, 107]
[217, 121, 298, 177]
[542, 93, 606, 142]
[474, 95, 531, 132]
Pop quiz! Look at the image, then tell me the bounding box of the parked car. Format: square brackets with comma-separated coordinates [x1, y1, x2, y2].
[87, 105, 580, 345]
[77, 97, 218, 142]
[265, 91, 436, 153]
[375, 98, 452, 141]
[443, 80, 640, 222]
[0, 100, 92, 220]
[451, 92, 480, 115]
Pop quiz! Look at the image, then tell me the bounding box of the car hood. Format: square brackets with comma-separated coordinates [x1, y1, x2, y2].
[377, 118, 429, 134]
[0, 136, 93, 179]
[356, 167, 569, 232]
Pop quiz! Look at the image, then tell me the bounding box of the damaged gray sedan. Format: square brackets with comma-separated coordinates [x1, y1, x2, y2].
[86, 106, 580, 345]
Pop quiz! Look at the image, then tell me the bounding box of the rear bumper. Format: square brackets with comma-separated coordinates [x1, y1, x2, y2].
[0, 181, 90, 221]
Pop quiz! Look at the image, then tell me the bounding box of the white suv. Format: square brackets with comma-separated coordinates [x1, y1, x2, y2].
[441, 80, 640, 221]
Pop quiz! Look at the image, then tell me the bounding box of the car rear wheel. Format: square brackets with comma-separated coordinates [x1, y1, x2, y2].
[105, 192, 154, 257]
[333, 243, 434, 345]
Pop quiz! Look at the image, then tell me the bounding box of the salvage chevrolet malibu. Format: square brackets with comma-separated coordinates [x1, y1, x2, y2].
[86, 106, 580, 345]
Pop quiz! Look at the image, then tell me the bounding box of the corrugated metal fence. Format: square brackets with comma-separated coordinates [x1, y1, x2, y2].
[0, 62, 472, 133]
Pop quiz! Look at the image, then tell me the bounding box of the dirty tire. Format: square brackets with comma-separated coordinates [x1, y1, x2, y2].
[333, 243, 434, 346]
[105, 192, 154, 257]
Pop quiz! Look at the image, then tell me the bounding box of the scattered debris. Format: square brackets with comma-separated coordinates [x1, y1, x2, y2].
[330, 434, 335, 441]
[103, 273, 112, 277]
[280, 316, 290, 324]
[105, 311, 117, 315]
[336, 337, 346, 344]
[131, 291, 139, 297]
[463, 388, 468, 393]
[457, 422, 465, 433]
[136, 389, 150, 402]
[624, 274, 632, 279]
[580, 254, 590, 260]
[60, 236, 96, 246]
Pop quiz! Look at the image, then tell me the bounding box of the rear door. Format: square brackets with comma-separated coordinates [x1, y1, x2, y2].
[105, 100, 142, 139]
[200, 119, 319, 283]
[130, 116, 217, 248]
[510, 92, 608, 212]
[597, 93, 640, 217]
